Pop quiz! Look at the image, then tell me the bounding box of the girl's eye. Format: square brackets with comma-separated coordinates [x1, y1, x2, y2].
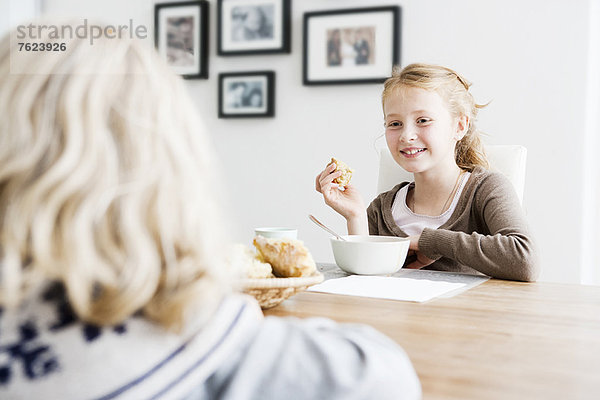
[386, 121, 402, 128]
[417, 118, 431, 124]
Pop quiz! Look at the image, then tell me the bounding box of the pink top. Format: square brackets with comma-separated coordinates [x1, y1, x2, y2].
[391, 172, 471, 236]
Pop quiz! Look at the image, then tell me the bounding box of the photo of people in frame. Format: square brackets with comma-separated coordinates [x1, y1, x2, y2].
[231, 5, 274, 41]
[326, 26, 375, 67]
[219, 71, 274, 118]
[155, 1, 208, 79]
[166, 16, 195, 67]
[224, 79, 265, 110]
[304, 6, 400, 85]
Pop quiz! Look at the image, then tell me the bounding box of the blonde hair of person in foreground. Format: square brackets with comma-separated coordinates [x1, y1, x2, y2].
[0, 30, 234, 331]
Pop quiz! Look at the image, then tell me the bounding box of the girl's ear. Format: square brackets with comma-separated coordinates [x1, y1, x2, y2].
[454, 115, 469, 140]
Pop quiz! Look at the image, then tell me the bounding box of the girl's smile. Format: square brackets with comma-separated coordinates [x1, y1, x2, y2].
[400, 147, 427, 157]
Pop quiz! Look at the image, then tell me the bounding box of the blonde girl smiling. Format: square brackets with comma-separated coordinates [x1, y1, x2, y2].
[317, 63, 539, 281]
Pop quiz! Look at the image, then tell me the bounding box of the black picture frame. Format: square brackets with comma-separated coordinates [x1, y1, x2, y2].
[303, 6, 401, 85]
[217, 0, 291, 56]
[154, 1, 209, 79]
[218, 71, 276, 118]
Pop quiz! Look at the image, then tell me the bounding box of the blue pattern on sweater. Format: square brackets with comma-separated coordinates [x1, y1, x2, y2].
[0, 283, 127, 386]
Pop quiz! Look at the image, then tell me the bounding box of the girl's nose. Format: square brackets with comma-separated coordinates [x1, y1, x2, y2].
[400, 126, 417, 142]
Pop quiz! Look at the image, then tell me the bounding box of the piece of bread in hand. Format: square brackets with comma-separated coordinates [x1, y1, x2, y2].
[329, 157, 353, 188]
[253, 236, 317, 278]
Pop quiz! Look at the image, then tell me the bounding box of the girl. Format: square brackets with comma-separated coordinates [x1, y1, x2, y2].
[316, 63, 539, 282]
[0, 26, 420, 399]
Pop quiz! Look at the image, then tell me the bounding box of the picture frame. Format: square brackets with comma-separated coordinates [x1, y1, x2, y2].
[219, 71, 276, 118]
[154, 1, 209, 79]
[303, 6, 401, 85]
[217, 0, 291, 56]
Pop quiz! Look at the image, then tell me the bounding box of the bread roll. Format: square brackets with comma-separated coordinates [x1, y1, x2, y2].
[230, 243, 274, 279]
[253, 236, 317, 278]
[329, 157, 353, 188]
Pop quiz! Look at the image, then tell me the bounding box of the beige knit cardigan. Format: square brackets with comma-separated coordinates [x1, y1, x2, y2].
[367, 166, 539, 282]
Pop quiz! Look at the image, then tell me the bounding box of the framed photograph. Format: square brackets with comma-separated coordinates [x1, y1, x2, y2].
[303, 6, 401, 85]
[217, 0, 291, 55]
[155, 1, 209, 79]
[219, 71, 275, 118]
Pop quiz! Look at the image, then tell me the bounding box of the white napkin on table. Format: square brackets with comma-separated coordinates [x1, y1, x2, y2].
[308, 275, 467, 302]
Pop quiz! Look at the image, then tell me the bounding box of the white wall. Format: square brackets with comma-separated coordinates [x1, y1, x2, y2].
[38, 0, 599, 284]
[582, 0, 600, 285]
[0, 0, 8, 37]
[0, 0, 40, 37]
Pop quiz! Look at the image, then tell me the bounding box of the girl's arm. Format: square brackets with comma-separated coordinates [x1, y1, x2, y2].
[347, 211, 369, 235]
[418, 173, 539, 282]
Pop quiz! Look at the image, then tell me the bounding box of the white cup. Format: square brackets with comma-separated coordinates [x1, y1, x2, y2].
[254, 227, 298, 239]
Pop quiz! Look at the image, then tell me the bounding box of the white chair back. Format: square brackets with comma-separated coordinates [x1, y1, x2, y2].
[376, 144, 528, 204]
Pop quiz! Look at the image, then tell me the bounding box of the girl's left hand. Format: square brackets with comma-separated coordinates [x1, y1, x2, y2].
[405, 235, 436, 269]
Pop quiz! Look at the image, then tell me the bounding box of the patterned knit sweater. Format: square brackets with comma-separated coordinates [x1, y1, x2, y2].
[1, 283, 421, 399]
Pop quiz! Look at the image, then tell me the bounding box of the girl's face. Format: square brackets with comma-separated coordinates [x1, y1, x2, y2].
[384, 85, 467, 175]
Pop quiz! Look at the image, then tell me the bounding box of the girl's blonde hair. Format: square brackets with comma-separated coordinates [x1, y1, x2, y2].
[382, 63, 489, 170]
[0, 26, 233, 330]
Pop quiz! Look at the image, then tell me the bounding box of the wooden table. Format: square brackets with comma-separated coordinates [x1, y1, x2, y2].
[264, 277, 600, 400]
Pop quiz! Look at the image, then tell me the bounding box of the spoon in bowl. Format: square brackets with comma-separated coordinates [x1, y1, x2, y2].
[308, 214, 347, 241]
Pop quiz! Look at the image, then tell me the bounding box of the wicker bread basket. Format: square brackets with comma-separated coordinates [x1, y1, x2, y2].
[242, 272, 324, 309]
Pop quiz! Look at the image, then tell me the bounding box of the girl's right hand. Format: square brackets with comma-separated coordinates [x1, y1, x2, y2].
[315, 162, 366, 220]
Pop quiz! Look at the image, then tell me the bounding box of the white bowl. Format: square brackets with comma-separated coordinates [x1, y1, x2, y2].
[254, 227, 298, 239]
[330, 235, 410, 275]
